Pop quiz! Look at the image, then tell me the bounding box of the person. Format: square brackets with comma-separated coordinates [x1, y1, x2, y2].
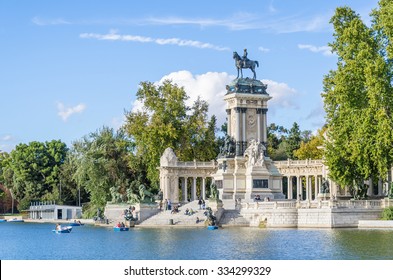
[55, 223, 61, 230]
[198, 199, 202, 210]
[121, 222, 125, 228]
[242, 48, 248, 67]
[196, 217, 200, 224]
[202, 200, 206, 210]
[164, 199, 168, 211]
[184, 208, 189, 215]
[159, 200, 163, 211]
[117, 222, 121, 228]
[167, 199, 172, 211]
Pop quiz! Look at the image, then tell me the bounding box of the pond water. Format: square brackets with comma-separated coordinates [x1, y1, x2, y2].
[1, 222, 393, 260]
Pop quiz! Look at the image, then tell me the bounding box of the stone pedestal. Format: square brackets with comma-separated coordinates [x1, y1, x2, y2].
[208, 199, 224, 222]
[133, 203, 159, 222]
[244, 157, 284, 200]
[104, 202, 159, 224]
[213, 78, 284, 201]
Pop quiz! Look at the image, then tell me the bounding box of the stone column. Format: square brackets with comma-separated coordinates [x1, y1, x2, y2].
[241, 108, 247, 154]
[256, 108, 262, 142]
[367, 178, 373, 197]
[202, 177, 206, 199]
[226, 109, 232, 136]
[166, 176, 171, 201]
[174, 177, 180, 203]
[297, 176, 301, 200]
[235, 107, 242, 156]
[183, 177, 188, 202]
[306, 175, 310, 201]
[288, 176, 293, 199]
[318, 176, 322, 195]
[192, 177, 197, 201]
[314, 175, 318, 200]
[261, 108, 268, 144]
[378, 179, 383, 197]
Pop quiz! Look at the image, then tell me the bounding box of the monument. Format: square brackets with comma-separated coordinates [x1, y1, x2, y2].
[214, 49, 284, 201]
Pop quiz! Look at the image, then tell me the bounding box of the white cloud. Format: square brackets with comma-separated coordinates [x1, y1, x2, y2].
[110, 116, 126, 130]
[1, 135, 12, 141]
[57, 102, 86, 121]
[131, 71, 232, 125]
[144, 13, 258, 31]
[298, 44, 333, 56]
[262, 79, 299, 112]
[0, 135, 15, 152]
[258, 46, 270, 53]
[130, 71, 299, 127]
[80, 30, 229, 51]
[32, 17, 70, 26]
[143, 13, 330, 33]
[268, 0, 277, 13]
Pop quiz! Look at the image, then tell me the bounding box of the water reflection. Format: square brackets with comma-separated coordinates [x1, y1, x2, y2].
[1, 223, 392, 260]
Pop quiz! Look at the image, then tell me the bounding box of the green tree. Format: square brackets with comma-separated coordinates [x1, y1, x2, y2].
[267, 123, 288, 160]
[0, 140, 68, 209]
[294, 127, 326, 160]
[285, 122, 302, 159]
[124, 80, 219, 187]
[322, 5, 393, 191]
[71, 127, 136, 216]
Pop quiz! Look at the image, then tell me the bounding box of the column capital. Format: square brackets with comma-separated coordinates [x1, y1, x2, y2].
[240, 107, 247, 113]
[226, 109, 231, 115]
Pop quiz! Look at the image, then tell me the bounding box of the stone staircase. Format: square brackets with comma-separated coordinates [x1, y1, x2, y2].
[219, 209, 250, 226]
[138, 200, 209, 227]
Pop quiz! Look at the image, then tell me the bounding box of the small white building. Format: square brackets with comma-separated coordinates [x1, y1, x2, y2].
[28, 201, 82, 220]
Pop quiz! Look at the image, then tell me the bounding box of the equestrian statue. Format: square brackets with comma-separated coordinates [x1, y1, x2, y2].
[233, 48, 259, 80]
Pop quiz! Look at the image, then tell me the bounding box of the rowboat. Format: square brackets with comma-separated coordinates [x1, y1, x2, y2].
[52, 226, 73, 234]
[207, 225, 218, 230]
[68, 222, 84, 226]
[113, 226, 129, 232]
[7, 218, 24, 222]
[0, 219, 6, 222]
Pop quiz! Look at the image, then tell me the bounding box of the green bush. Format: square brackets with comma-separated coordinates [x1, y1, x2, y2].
[381, 207, 393, 220]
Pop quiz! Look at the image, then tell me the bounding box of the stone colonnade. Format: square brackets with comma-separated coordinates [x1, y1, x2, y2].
[284, 174, 324, 200]
[159, 148, 217, 204]
[160, 173, 214, 203]
[275, 159, 326, 200]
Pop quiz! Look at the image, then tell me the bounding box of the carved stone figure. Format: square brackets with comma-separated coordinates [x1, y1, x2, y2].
[210, 183, 219, 200]
[233, 50, 259, 79]
[219, 135, 236, 158]
[127, 188, 140, 204]
[321, 179, 330, 194]
[160, 147, 178, 167]
[204, 207, 217, 226]
[110, 186, 123, 203]
[244, 139, 266, 167]
[138, 184, 154, 203]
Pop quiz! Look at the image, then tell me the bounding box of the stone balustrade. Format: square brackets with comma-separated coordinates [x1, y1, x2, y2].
[240, 199, 387, 210]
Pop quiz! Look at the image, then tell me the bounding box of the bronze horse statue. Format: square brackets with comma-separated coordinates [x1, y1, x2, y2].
[233, 51, 259, 79]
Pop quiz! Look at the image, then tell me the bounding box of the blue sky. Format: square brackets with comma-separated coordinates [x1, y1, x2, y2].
[0, 0, 379, 152]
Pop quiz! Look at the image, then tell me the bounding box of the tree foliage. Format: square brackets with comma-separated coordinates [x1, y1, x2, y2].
[294, 127, 326, 160]
[0, 140, 68, 210]
[71, 127, 136, 216]
[322, 4, 393, 188]
[285, 122, 302, 159]
[124, 80, 218, 187]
